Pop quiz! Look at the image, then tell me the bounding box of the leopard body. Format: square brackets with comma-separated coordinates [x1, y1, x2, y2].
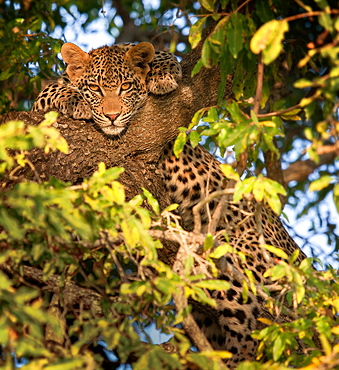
[160, 143, 306, 367]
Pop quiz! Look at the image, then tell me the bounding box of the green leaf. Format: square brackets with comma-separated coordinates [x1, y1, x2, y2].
[0, 67, 15, 81]
[309, 176, 332, 191]
[314, 0, 330, 10]
[227, 13, 244, 59]
[189, 108, 207, 129]
[319, 12, 333, 32]
[203, 234, 214, 251]
[200, 0, 215, 12]
[194, 279, 230, 290]
[263, 177, 286, 196]
[184, 254, 194, 274]
[220, 0, 230, 8]
[250, 20, 289, 65]
[0, 271, 12, 290]
[256, 0, 274, 23]
[233, 60, 244, 99]
[111, 181, 125, 205]
[273, 335, 285, 361]
[263, 244, 289, 260]
[191, 286, 217, 306]
[293, 271, 305, 303]
[298, 258, 313, 271]
[233, 177, 256, 202]
[294, 78, 314, 89]
[191, 58, 204, 77]
[250, 110, 259, 126]
[201, 40, 212, 67]
[334, 184, 339, 213]
[189, 130, 201, 148]
[142, 188, 160, 214]
[289, 249, 300, 264]
[208, 243, 233, 258]
[163, 203, 179, 212]
[220, 164, 240, 181]
[226, 100, 247, 122]
[268, 265, 287, 280]
[265, 192, 282, 214]
[252, 177, 265, 202]
[0, 208, 25, 239]
[173, 131, 187, 158]
[189, 18, 207, 49]
[244, 269, 257, 296]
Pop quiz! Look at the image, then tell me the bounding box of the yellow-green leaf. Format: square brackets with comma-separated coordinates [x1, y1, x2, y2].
[220, 164, 240, 181]
[203, 233, 214, 251]
[193, 279, 230, 290]
[189, 18, 207, 49]
[208, 243, 232, 258]
[200, 0, 215, 12]
[250, 20, 289, 65]
[173, 131, 187, 158]
[263, 244, 289, 260]
[309, 176, 332, 191]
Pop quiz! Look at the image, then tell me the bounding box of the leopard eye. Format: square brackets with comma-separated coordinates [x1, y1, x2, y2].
[88, 84, 101, 93]
[120, 82, 132, 91]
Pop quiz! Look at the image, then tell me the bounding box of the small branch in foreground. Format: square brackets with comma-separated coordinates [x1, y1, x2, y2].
[257, 104, 302, 118]
[284, 9, 339, 23]
[192, 188, 235, 234]
[208, 151, 247, 235]
[171, 239, 227, 369]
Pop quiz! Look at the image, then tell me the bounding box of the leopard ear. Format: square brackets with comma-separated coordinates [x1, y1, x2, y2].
[125, 42, 155, 80]
[61, 43, 90, 82]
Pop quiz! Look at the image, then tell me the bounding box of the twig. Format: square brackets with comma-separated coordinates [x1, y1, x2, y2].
[257, 104, 302, 118]
[236, 0, 252, 13]
[208, 152, 247, 234]
[284, 9, 339, 23]
[149, 229, 205, 246]
[192, 188, 234, 234]
[253, 53, 264, 115]
[25, 156, 42, 183]
[172, 242, 227, 369]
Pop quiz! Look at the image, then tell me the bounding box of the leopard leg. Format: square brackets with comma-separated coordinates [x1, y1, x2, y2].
[32, 82, 93, 120]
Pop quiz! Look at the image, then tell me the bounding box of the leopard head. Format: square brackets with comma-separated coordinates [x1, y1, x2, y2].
[61, 42, 156, 136]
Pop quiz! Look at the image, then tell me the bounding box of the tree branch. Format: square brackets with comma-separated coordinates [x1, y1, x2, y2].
[0, 263, 112, 314]
[283, 150, 338, 183]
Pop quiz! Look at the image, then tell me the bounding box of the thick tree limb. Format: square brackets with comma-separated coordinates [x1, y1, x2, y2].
[283, 150, 338, 183]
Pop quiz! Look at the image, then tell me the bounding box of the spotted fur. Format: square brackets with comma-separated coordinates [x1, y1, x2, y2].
[160, 143, 306, 367]
[32, 42, 181, 136]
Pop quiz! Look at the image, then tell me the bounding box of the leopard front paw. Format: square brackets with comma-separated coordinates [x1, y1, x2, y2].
[71, 101, 93, 120]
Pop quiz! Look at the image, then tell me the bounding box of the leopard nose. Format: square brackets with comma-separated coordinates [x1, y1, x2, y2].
[106, 113, 120, 122]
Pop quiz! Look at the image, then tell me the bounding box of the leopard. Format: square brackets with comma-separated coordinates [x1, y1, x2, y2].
[160, 142, 307, 368]
[32, 42, 307, 368]
[32, 42, 182, 136]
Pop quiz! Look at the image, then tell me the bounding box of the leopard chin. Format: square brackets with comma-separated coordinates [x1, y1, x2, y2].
[101, 124, 126, 136]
